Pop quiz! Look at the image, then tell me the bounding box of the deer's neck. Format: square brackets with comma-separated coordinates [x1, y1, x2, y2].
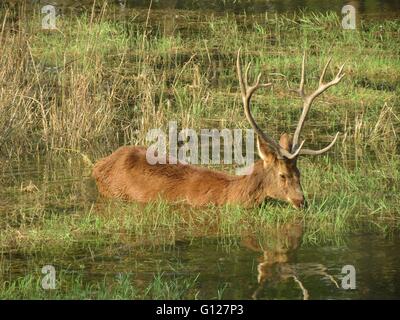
[226, 161, 273, 206]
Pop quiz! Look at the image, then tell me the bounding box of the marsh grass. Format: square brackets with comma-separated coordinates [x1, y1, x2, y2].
[0, 5, 398, 157]
[1, 155, 398, 254]
[0, 270, 200, 299]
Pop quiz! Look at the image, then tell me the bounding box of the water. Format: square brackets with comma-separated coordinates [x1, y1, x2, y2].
[123, 0, 400, 17]
[9, 0, 400, 18]
[0, 157, 399, 299]
[142, 233, 400, 299]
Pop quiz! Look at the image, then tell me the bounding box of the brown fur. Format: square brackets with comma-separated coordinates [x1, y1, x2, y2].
[92, 134, 305, 208]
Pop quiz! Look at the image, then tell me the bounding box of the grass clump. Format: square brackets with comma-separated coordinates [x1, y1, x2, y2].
[0, 271, 200, 300]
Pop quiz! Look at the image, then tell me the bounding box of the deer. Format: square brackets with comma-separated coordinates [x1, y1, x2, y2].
[92, 49, 345, 209]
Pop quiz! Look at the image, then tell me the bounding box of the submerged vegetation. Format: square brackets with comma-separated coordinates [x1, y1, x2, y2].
[0, 1, 399, 299]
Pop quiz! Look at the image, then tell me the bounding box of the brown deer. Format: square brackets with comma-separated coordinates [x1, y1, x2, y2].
[93, 49, 345, 209]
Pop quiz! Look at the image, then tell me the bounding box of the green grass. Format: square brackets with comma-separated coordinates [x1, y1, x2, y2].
[0, 271, 200, 299]
[0, 6, 398, 156]
[1, 156, 398, 253]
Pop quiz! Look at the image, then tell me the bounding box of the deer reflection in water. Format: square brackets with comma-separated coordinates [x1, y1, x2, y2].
[242, 224, 339, 300]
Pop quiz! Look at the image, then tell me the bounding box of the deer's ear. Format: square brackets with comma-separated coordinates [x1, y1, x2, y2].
[257, 136, 276, 162]
[279, 133, 293, 152]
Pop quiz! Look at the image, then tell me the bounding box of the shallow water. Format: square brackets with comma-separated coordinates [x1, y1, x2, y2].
[3, 224, 400, 299]
[1, 157, 400, 299]
[124, 0, 400, 17]
[14, 0, 400, 16]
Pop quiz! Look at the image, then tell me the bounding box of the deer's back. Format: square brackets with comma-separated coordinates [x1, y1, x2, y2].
[92, 146, 235, 205]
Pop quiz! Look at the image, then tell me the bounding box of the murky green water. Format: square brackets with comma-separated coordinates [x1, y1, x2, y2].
[1, 156, 400, 299]
[123, 0, 400, 17]
[6, 0, 400, 19]
[13, 0, 400, 15]
[4, 232, 400, 299]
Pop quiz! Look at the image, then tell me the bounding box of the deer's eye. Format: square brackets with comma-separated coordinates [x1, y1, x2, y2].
[279, 173, 286, 180]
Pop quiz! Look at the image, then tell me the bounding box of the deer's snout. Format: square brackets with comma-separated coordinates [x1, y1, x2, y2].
[290, 197, 306, 209]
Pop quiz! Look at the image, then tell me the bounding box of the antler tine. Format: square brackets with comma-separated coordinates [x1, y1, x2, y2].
[236, 49, 279, 154]
[237, 48, 246, 96]
[291, 55, 346, 154]
[244, 61, 251, 88]
[287, 140, 305, 159]
[298, 52, 306, 97]
[336, 63, 346, 82]
[319, 57, 332, 86]
[236, 49, 301, 160]
[298, 132, 339, 156]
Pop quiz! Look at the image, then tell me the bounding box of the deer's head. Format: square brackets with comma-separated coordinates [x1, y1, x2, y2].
[237, 49, 345, 209]
[256, 133, 304, 208]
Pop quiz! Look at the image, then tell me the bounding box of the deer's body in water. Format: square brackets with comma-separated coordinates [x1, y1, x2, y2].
[93, 50, 345, 209]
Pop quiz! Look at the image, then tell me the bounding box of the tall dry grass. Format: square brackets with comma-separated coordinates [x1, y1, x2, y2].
[0, 3, 398, 161]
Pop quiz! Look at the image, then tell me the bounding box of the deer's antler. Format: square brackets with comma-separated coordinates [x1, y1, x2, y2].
[237, 49, 304, 160]
[291, 53, 345, 155]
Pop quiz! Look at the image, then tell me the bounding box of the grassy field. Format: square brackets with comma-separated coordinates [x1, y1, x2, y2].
[0, 5, 399, 157]
[0, 2, 399, 299]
